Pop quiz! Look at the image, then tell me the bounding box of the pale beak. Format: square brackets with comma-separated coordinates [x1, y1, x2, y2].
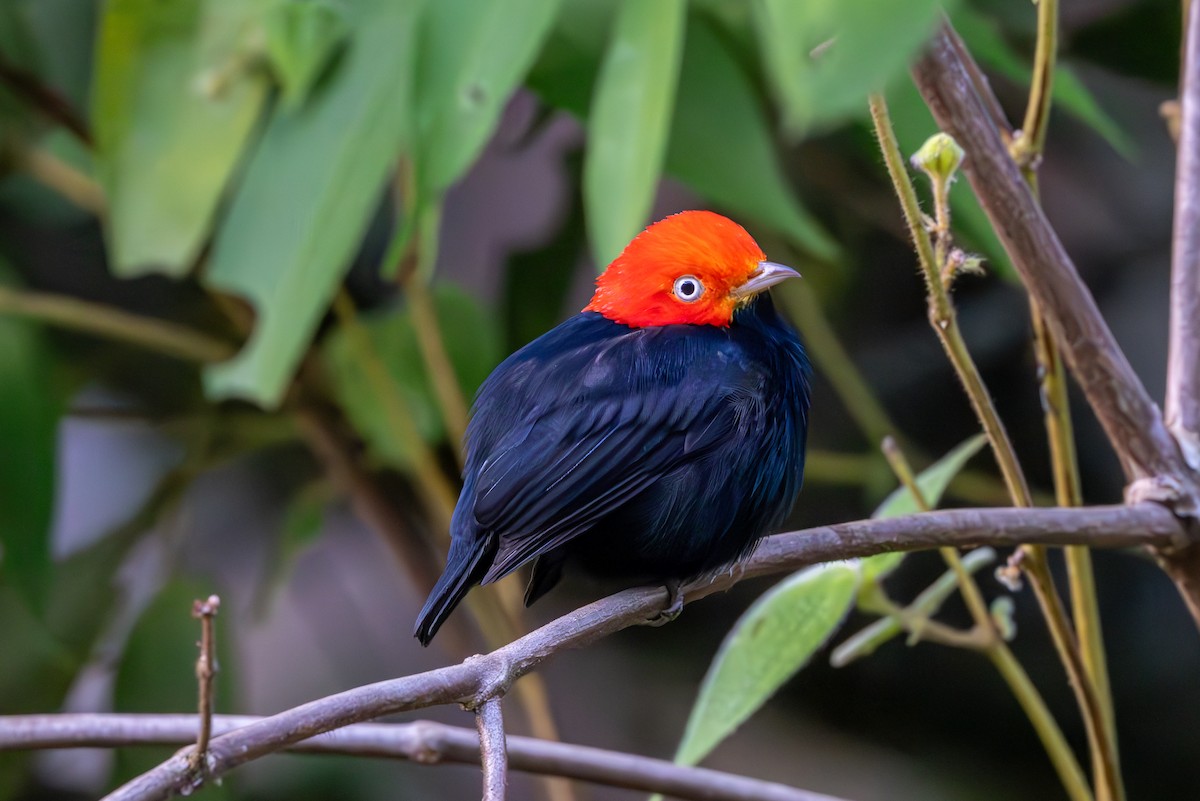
[732, 261, 801, 299]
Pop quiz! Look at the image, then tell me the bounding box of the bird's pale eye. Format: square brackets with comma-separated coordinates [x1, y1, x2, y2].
[672, 274, 705, 303]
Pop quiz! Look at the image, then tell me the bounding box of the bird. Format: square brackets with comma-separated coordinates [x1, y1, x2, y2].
[414, 210, 811, 646]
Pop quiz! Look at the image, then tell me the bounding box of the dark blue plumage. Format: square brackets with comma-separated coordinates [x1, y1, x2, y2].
[414, 294, 810, 645]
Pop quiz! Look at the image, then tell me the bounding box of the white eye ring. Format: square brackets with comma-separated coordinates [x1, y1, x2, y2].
[673, 275, 704, 302]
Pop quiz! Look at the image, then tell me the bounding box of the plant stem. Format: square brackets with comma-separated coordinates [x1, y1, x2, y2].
[1014, 2, 1122, 794]
[17, 144, 107, 215]
[871, 92, 1105, 801]
[832, 547, 997, 666]
[403, 203, 471, 458]
[867, 94, 1031, 507]
[0, 285, 235, 363]
[330, 290, 458, 531]
[879, 438, 1092, 801]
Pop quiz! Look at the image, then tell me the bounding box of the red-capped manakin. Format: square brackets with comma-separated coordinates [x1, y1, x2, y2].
[415, 211, 811, 645]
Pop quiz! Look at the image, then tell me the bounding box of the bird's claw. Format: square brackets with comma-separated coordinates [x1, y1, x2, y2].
[646, 580, 685, 627]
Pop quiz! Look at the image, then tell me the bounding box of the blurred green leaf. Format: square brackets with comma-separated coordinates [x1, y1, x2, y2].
[0, 267, 60, 608]
[584, 0, 686, 267]
[752, 0, 945, 137]
[203, 0, 423, 408]
[674, 562, 858, 767]
[666, 16, 838, 262]
[323, 284, 501, 467]
[93, 0, 272, 276]
[263, 0, 350, 110]
[950, 6, 1136, 159]
[415, 0, 560, 196]
[859, 434, 988, 584]
[523, 0, 613, 116]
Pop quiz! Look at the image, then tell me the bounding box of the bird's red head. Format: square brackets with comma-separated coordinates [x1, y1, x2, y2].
[584, 210, 799, 328]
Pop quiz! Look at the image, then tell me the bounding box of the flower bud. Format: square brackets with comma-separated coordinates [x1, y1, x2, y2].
[911, 132, 965, 184]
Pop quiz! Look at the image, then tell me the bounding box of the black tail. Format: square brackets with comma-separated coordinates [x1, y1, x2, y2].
[413, 536, 495, 646]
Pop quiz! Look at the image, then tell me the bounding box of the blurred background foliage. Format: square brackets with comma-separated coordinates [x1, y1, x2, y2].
[0, 0, 1198, 799]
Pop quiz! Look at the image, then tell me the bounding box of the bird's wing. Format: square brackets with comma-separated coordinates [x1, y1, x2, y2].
[467, 334, 761, 584]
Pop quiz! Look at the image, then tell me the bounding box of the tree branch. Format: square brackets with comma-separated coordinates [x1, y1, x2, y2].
[911, 24, 1193, 491]
[476, 698, 508, 801]
[0, 713, 847, 801]
[89, 504, 1184, 801]
[1168, 1, 1200, 473]
[911, 22, 1200, 628]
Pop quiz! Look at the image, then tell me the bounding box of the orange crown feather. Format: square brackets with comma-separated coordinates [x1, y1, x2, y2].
[585, 211, 768, 328]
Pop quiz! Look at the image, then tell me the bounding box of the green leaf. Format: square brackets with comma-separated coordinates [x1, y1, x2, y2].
[584, 0, 686, 267]
[202, 0, 423, 408]
[93, 0, 272, 276]
[950, 6, 1136, 160]
[0, 266, 61, 608]
[752, 0, 946, 137]
[322, 284, 501, 467]
[674, 562, 858, 767]
[415, 0, 561, 196]
[666, 16, 838, 262]
[859, 434, 988, 583]
[263, 0, 350, 111]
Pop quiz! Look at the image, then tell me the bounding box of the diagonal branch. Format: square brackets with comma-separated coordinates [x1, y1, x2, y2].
[911, 22, 1200, 628]
[94, 504, 1185, 801]
[911, 24, 1193, 491]
[0, 713, 848, 801]
[1168, 2, 1200, 473]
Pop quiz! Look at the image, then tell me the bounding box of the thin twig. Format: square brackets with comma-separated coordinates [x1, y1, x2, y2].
[330, 290, 458, 531]
[0, 285, 236, 363]
[0, 52, 92, 145]
[985, 2, 1123, 790]
[16, 144, 107, 215]
[880, 439, 1092, 801]
[476, 698, 508, 801]
[0, 714, 849, 801]
[867, 94, 1032, 507]
[833, 547, 998, 666]
[1168, 0, 1200, 473]
[93, 504, 1185, 801]
[188, 596, 220, 772]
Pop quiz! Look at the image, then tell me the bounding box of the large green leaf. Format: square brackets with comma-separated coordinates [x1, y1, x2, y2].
[752, 0, 946, 136]
[202, 0, 423, 407]
[322, 284, 501, 467]
[93, 0, 271, 276]
[666, 16, 838, 262]
[859, 434, 988, 584]
[0, 265, 60, 607]
[673, 562, 858, 767]
[415, 0, 561, 196]
[584, 0, 686, 267]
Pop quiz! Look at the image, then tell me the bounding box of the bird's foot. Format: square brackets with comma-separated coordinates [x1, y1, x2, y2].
[646, 579, 685, 627]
